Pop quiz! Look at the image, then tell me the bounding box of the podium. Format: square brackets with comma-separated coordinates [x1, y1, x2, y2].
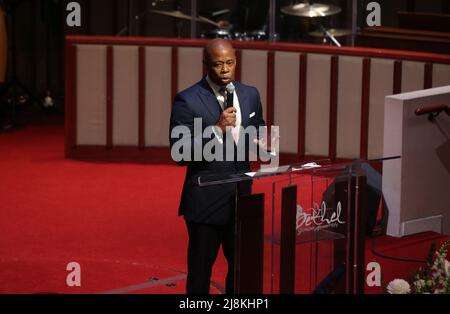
[198, 158, 398, 294]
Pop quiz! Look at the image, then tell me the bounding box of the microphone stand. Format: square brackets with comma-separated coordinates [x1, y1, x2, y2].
[115, 0, 133, 36]
[134, 9, 151, 37]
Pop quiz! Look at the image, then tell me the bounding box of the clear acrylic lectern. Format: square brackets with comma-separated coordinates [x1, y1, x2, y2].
[198, 157, 399, 294]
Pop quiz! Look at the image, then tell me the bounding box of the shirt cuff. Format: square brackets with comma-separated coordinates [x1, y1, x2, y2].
[212, 126, 224, 144]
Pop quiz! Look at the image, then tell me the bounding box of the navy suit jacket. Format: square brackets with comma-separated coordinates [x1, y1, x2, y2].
[169, 77, 265, 224]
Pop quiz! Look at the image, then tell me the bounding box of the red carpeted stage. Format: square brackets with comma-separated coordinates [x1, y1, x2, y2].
[0, 113, 448, 294]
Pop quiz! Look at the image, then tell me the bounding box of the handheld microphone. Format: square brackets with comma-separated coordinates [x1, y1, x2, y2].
[226, 84, 235, 108]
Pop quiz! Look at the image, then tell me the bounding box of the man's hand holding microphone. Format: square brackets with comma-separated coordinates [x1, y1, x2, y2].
[215, 84, 236, 134]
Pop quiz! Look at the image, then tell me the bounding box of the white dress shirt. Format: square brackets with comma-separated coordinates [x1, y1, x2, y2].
[206, 76, 242, 144]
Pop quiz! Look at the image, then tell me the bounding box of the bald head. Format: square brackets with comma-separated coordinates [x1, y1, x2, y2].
[204, 39, 235, 64]
[203, 39, 236, 86]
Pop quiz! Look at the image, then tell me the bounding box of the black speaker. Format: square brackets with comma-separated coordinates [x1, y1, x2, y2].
[321, 163, 388, 236]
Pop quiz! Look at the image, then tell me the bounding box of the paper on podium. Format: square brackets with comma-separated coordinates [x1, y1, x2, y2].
[292, 162, 322, 171]
[245, 165, 290, 177]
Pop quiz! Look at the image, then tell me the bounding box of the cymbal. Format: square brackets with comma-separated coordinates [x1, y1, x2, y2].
[150, 10, 219, 27]
[309, 28, 352, 37]
[150, 10, 193, 20]
[197, 16, 220, 27]
[281, 3, 341, 18]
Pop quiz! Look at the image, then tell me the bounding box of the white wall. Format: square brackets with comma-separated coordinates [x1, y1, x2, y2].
[383, 86, 450, 236]
[73, 43, 450, 161]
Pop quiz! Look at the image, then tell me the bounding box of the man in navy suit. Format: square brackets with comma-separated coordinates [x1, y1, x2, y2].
[169, 39, 266, 294]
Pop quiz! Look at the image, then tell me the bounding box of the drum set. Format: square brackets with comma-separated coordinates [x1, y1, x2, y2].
[148, 1, 351, 45]
[201, 29, 270, 42]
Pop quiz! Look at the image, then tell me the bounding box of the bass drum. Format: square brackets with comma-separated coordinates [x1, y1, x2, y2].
[233, 30, 268, 41]
[242, 30, 268, 41]
[0, 7, 7, 83]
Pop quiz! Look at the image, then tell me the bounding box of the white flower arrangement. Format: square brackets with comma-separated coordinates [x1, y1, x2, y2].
[444, 260, 450, 277]
[386, 279, 411, 294]
[386, 239, 450, 294]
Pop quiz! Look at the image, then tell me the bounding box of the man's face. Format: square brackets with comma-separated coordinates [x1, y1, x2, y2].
[205, 45, 236, 86]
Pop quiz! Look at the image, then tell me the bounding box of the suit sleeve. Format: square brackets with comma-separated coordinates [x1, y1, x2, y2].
[253, 87, 277, 159]
[255, 87, 266, 132]
[169, 93, 219, 166]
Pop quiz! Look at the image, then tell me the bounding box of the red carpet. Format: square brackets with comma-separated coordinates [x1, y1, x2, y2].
[364, 231, 449, 294]
[0, 114, 195, 294]
[0, 113, 448, 294]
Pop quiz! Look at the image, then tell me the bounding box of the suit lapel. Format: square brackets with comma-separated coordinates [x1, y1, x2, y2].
[198, 78, 222, 124]
[235, 82, 250, 128]
[196, 79, 251, 128]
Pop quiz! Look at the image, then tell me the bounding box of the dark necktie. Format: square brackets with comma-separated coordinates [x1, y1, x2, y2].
[218, 87, 227, 110]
